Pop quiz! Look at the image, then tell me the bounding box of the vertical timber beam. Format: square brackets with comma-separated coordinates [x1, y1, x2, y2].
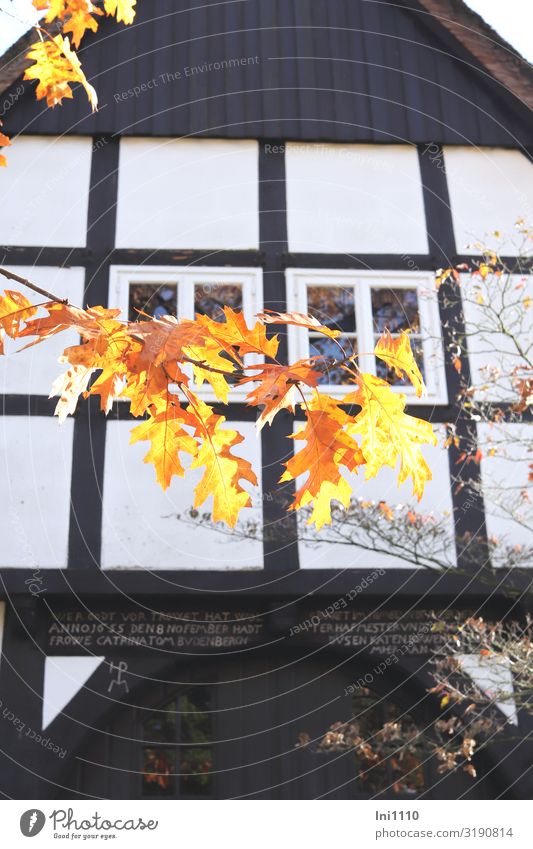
[67, 136, 120, 569]
[418, 143, 488, 572]
[258, 141, 300, 572]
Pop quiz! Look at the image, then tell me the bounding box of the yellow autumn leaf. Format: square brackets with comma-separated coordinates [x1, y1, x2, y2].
[34, 1, 103, 49]
[184, 340, 235, 404]
[344, 373, 436, 500]
[374, 330, 425, 397]
[0, 290, 37, 353]
[130, 404, 198, 490]
[24, 34, 98, 110]
[186, 394, 258, 526]
[104, 0, 137, 25]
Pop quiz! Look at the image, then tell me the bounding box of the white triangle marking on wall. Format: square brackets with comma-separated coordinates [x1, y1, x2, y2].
[457, 653, 518, 726]
[42, 656, 105, 730]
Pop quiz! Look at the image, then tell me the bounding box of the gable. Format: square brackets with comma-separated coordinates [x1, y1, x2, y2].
[1, 0, 531, 145]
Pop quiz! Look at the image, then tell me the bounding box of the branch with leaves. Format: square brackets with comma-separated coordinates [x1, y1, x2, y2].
[0, 0, 138, 166]
[0, 267, 437, 527]
[301, 615, 532, 791]
[179, 225, 532, 575]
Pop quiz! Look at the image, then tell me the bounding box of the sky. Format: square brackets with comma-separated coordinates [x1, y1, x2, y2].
[0, 0, 532, 60]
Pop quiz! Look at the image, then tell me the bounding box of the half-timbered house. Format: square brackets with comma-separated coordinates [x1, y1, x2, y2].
[0, 0, 531, 799]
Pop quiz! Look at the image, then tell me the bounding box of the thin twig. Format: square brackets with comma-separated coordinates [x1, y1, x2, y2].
[0, 267, 68, 305]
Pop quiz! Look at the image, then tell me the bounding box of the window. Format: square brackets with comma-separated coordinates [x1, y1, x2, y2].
[109, 266, 263, 398]
[141, 687, 214, 798]
[286, 270, 446, 403]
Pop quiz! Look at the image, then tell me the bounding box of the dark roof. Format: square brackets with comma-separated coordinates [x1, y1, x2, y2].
[417, 0, 533, 111]
[0, 0, 531, 145]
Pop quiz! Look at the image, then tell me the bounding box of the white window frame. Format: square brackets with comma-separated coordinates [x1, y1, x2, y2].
[109, 266, 264, 400]
[286, 269, 447, 405]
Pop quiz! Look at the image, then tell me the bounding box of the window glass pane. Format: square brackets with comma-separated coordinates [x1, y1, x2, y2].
[375, 336, 425, 386]
[141, 748, 176, 797]
[194, 284, 243, 384]
[194, 283, 243, 322]
[371, 288, 420, 334]
[142, 701, 177, 743]
[307, 286, 356, 332]
[180, 747, 213, 796]
[310, 336, 357, 385]
[180, 688, 212, 745]
[128, 282, 177, 322]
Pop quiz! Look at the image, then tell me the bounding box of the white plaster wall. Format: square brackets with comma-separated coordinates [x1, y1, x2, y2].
[462, 274, 533, 402]
[0, 266, 85, 395]
[102, 419, 263, 569]
[116, 138, 259, 249]
[478, 422, 532, 553]
[0, 417, 74, 568]
[298, 426, 455, 569]
[285, 143, 428, 254]
[0, 137, 92, 246]
[444, 147, 533, 254]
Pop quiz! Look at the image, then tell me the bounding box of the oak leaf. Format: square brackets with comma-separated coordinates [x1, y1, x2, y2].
[33, 1, 103, 48]
[24, 34, 98, 110]
[281, 391, 365, 529]
[130, 404, 198, 490]
[240, 359, 321, 429]
[196, 307, 279, 359]
[0, 121, 10, 167]
[49, 362, 94, 423]
[184, 340, 236, 404]
[258, 310, 341, 340]
[185, 393, 258, 526]
[374, 330, 425, 397]
[0, 290, 38, 354]
[104, 0, 137, 25]
[344, 373, 436, 500]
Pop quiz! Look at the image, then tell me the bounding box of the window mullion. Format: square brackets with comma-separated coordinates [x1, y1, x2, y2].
[356, 281, 375, 375]
[179, 274, 194, 320]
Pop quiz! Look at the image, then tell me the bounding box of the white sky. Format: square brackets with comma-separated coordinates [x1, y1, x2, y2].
[0, 0, 531, 62]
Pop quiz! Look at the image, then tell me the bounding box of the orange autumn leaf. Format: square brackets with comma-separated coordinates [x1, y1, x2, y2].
[378, 500, 394, 521]
[195, 306, 279, 359]
[129, 315, 210, 367]
[18, 302, 121, 347]
[280, 392, 365, 529]
[257, 310, 341, 340]
[0, 121, 10, 167]
[24, 34, 98, 110]
[374, 330, 425, 397]
[240, 359, 321, 429]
